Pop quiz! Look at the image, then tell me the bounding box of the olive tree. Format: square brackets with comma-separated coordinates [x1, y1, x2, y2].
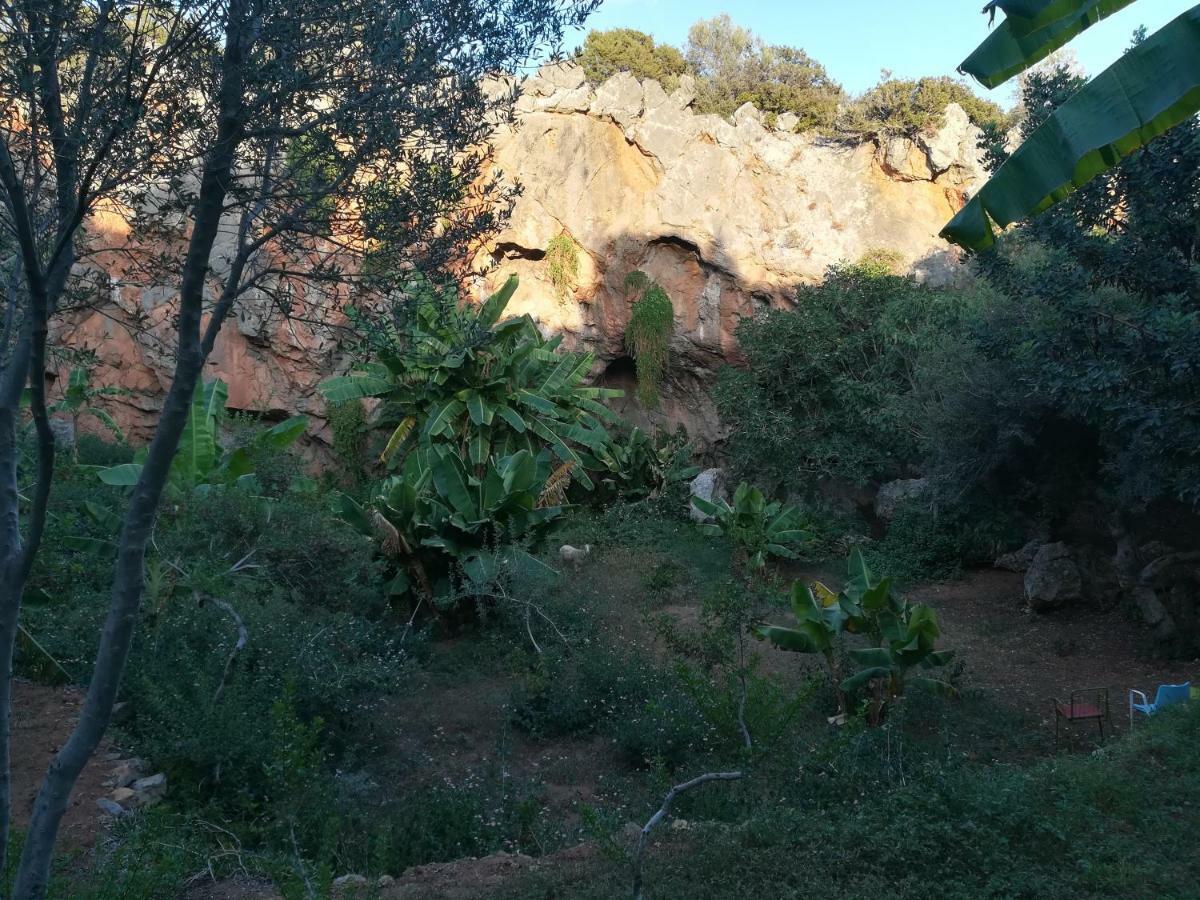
[0, 0, 596, 895]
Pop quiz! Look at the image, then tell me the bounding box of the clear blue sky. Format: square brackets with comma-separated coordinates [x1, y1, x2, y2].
[566, 0, 1192, 105]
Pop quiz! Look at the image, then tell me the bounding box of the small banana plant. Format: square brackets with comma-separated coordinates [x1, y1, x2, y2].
[48, 366, 129, 459]
[97, 379, 307, 498]
[334, 444, 563, 614]
[757, 548, 955, 724]
[691, 482, 809, 572]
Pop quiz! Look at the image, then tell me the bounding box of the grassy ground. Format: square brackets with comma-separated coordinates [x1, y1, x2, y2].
[15, 485, 1200, 899]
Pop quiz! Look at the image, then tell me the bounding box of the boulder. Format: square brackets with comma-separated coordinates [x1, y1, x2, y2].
[1132, 552, 1200, 653]
[874, 478, 929, 522]
[689, 468, 727, 523]
[994, 540, 1040, 573]
[1024, 542, 1083, 612]
[589, 72, 643, 128]
[732, 102, 762, 127]
[48, 416, 74, 449]
[95, 797, 126, 818]
[774, 112, 799, 132]
[130, 772, 167, 806]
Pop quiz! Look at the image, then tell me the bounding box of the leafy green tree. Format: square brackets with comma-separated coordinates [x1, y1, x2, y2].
[575, 28, 687, 87]
[0, 0, 597, 890]
[713, 259, 969, 492]
[685, 14, 844, 128]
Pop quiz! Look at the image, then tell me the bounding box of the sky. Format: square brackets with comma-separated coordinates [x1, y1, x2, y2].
[565, 0, 1192, 106]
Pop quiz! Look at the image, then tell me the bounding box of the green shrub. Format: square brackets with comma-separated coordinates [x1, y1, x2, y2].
[714, 259, 973, 493]
[545, 233, 580, 304]
[839, 75, 1011, 137]
[575, 28, 686, 88]
[685, 15, 844, 128]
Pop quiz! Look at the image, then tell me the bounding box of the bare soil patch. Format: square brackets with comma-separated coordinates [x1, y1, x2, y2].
[10, 678, 117, 853]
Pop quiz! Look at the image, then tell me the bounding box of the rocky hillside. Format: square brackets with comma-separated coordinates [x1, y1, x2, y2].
[54, 62, 988, 452]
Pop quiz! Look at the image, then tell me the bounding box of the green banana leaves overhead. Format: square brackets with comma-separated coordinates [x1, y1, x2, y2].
[964, 0, 1138, 88]
[943, 4, 1200, 251]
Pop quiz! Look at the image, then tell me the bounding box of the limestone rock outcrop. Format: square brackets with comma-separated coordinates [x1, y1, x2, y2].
[475, 63, 985, 445]
[53, 62, 987, 454]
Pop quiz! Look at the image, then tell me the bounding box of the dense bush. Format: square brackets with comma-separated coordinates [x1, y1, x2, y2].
[574, 28, 686, 88]
[19, 435, 403, 830]
[576, 17, 846, 131]
[714, 259, 973, 493]
[838, 75, 1010, 137]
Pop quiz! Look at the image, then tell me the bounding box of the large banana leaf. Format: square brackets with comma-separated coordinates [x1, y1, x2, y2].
[963, 0, 1137, 88]
[944, 6, 1200, 250]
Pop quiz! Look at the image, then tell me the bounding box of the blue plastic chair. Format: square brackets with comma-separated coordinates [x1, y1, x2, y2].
[1129, 682, 1191, 726]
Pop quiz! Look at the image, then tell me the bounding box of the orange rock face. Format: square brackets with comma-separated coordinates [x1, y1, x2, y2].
[53, 64, 984, 454]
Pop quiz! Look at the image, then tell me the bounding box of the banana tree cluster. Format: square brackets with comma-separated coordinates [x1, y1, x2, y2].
[757, 548, 955, 724]
[320, 275, 620, 488]
[335, 444, 562, 610]
[98, 380, 308, 498]
[691, 482, 809, 572]
[594, 426, 700, 502]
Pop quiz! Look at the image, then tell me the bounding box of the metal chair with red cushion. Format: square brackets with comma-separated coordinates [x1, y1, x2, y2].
[1053, 687, 1110, 750]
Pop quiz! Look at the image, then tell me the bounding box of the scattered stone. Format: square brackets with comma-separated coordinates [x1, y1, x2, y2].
[670, 818, 691, 831]
[732, 102, 762, 127]
[994, 540, 1041, 573]
[621, 821, 644, 846]
[108, 757, 148, 789]
[1132, 552, 1200, 651]
[377, 875, 395, 888]
[874, 478, 929, 522]
[130, 772, 167, 806]
[689, 468, 727, 523]
[1024, 542, 1083, 612]
[95, 797, 126, 818]
[48, 417, 75, 449]
[109, 787, 136, 807]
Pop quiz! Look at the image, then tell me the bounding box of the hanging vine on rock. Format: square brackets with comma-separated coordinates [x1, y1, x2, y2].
[624, 271, 675, 407]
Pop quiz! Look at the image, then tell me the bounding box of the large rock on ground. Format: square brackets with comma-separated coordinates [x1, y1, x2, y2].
[1133, 552, 1200, 655]
[1024, 543, 1083, 612]
[689, 468, 728, 522]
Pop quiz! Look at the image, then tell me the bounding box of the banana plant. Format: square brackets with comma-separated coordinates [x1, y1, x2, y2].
[756, 580, 854, 714]
[758, 548, 955, 724]
[320, 275, 621, 489]
[691, 482, 809, 571]
[50, 366, 129, 458]
[98, 379, 308, 497]
[335, 444, 563, 612]
[943, 2, 1200, 250]
[594, 426, 700, 501]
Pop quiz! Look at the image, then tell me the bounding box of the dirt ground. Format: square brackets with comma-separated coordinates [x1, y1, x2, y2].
[10, 678, 117, 853]
[27, 563, 1200, 899]
[911, 569, 1198, 736]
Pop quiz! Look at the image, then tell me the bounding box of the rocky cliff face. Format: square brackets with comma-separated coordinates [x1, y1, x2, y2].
[470, 62, 986, 446]
[53, 62, 986, 453]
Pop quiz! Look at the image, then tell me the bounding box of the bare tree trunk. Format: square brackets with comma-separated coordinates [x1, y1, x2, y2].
[10, 12, 250, 892]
